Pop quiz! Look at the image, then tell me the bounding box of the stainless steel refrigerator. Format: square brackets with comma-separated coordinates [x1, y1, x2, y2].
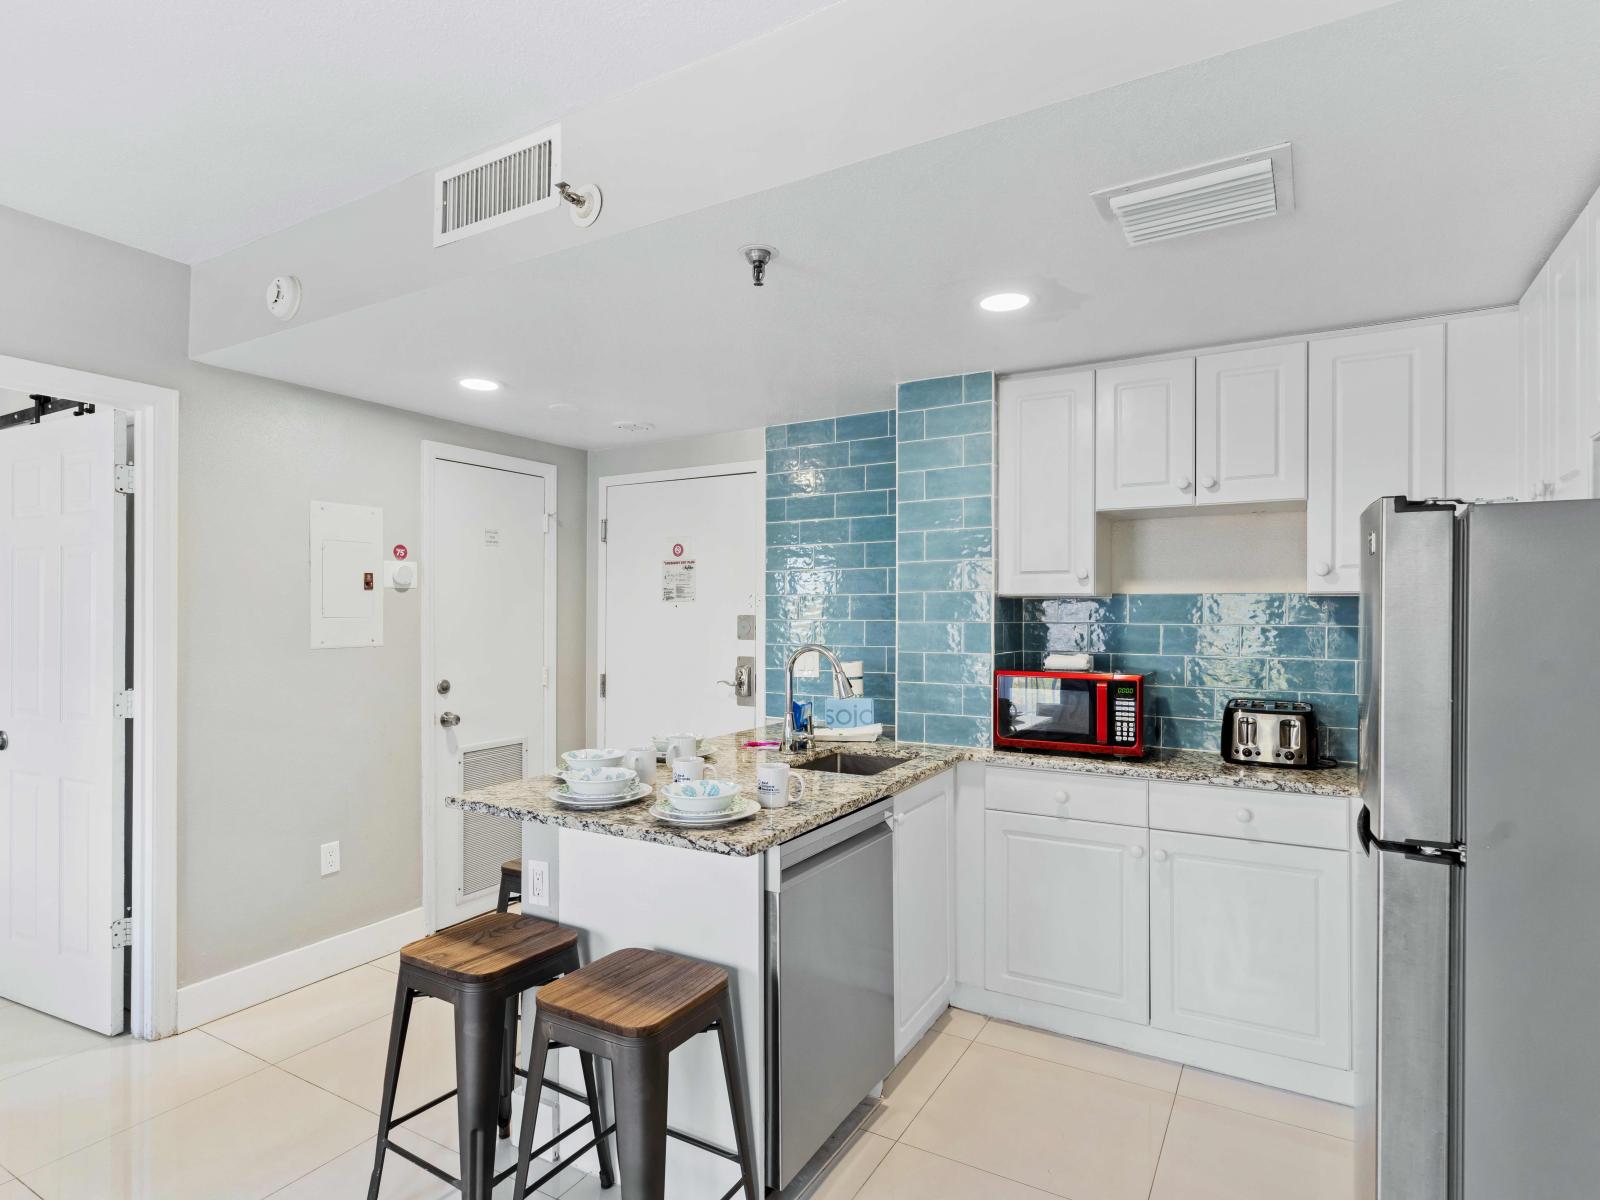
[1355, 495, 1600, 1199]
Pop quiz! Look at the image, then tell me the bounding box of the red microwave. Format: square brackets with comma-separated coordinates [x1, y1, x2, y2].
[993, 669, 1146, 757]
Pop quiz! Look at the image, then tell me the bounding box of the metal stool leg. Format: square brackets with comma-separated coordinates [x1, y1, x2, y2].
[580, 1049, 617, 1188]
[713, 994, 759, 1200]
[454, 988, 506, 1200]
[499, 995, 518, 1139]
[512, 1019, 553, 1198]
[612, 1041, 670, 1200]
[366, 979, 415, 1200]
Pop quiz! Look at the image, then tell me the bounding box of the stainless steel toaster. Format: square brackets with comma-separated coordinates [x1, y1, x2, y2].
[1220, 698, 1319, 767]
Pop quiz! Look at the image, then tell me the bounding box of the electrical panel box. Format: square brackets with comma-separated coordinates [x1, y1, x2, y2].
[310, 501, 383, 648]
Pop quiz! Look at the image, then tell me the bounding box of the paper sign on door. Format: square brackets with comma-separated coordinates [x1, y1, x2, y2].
[662, 559, 697, 602]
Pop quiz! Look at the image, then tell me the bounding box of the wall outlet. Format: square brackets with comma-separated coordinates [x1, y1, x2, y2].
[320, 841, 341, 877]
[526, 859, 549, 907]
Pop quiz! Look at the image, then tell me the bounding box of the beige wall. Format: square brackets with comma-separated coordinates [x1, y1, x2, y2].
[0, 204, 588, 987]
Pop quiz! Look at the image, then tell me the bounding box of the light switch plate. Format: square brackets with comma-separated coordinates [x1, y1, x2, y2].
[736, 614, 756, 640]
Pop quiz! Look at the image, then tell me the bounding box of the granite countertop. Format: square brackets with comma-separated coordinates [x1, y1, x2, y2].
[447, 727, 1360, 858]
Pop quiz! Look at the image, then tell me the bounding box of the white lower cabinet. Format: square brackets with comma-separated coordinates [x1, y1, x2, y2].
[893, 771, 955, 1059]
[1148, 829, 1351, 1068]
[984, 810, 1149, 1023]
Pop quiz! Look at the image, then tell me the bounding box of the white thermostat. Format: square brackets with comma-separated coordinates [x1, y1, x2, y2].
[266, 274, 303, 321]
[385, 561, 418, 590]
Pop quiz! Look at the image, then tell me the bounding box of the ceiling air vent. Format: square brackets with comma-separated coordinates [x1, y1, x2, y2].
[1092, 143, 1294, 246]
[434, 125, 561, 247]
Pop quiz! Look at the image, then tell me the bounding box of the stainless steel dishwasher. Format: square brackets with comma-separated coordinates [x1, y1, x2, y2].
[766, 797, 895, 1190]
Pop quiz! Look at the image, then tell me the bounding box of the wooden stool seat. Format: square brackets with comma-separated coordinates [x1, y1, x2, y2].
[537, 947, 728, 1037]
[399, 912, 575, 986]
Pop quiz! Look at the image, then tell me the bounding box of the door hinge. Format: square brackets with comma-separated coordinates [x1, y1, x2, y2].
[113, 464, 136, 494]
[599, 673, 607, 699]
[543, 511, 554, 534]
[600, 518, 608, 544]
[111, 916, 133, 949]
[113, 689, 137, 719]
[542, 666, 550, 688]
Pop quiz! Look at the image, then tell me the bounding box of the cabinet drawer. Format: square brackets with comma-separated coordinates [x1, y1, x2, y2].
[1148, 782, 1348, 850]
[985, 765, 1147, 828]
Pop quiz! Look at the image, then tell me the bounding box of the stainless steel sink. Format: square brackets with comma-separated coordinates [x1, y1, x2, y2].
[793, 752, 910, 776]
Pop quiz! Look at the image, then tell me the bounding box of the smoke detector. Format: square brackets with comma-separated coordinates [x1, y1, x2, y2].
[1092, 144, 1294, 246]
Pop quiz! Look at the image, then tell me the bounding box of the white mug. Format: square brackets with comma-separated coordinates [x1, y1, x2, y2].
[623, 746, 655, 783]
[672, 756, 710, 784]
[664, 735, 698, 764]
[756, 762, 806, 809]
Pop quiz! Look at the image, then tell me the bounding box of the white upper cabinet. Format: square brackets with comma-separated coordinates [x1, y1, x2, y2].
[1096, 359, 1197, 511]
[1149, 829, 1351, 1069]
[1445, 311, 1521, 503]
[985, 810, 1149, 1024]
[1195, 343, 1308, 506]
[893, 771, 955, 1060]
[1520, 270, 1549, 501]
[1545, 215, 1591, 500]
[997, 371, 1100, 596]
[1306, 325, 1445, 593]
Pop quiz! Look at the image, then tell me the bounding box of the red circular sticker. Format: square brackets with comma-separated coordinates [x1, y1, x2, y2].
[672, 543, 684, 557]
[393, 544, 409, 560]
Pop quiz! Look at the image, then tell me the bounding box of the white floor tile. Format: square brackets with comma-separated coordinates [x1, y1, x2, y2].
[0, 1157, 11, 1183]
[370, 953, 402, 974]
[809, 1130, 894, 1199]
[901, 1041, 1172, 1200]
[21, 1067, 373, 1200]
[860, 1032, 970, 1140]
[976, 1019, 1181, 1092]
[0, 1001, 120, 1082]
[0, 1029, 263, 1175]
[855, 1143, 1058, 1199]
[267, 1130, 456, 1200]
[204, 965, 399, 1062]
[1149, 1096, 1355, 1200]
[0, 1181, 40, 1200]
[929, 1007, 987, 1041]
[1177, 1067, 1356, 1140]
[279, 994, 455, 1107]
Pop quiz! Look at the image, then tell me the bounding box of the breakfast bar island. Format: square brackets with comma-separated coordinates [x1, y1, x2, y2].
[449, 728, 1359, 1195]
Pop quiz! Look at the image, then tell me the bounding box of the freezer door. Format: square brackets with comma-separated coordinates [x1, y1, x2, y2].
[1460, 500, 1600, 1198]
[1357, 497, 1456, 845]
[1353, 836, 1453, 1200]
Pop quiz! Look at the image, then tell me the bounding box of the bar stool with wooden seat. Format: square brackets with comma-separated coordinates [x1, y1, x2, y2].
[513, 947, 758, 1200]
[495, 859, 522, 913]
[367, 912, 617, 1200]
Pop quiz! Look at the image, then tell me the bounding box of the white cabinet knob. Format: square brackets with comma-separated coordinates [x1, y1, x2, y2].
[1129, 844, 1145, 859]
[1235, 807, 1254, 824]
[1314, 561, 1332, 578]
[1055, 791, 1069, 807]
[1176, 475, 1193, 493]
[1152, 848, 1169, 862]
[1076, 568, 1090, 582]
[1200, 475, 1218, 490]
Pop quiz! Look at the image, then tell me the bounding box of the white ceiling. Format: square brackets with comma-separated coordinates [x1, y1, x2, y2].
[1, 0, 841, 263]
[202, 0, 1600, 449]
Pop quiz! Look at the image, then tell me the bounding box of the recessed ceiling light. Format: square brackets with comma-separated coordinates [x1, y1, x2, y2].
[979, 292, 1031, 313]
[613, 420, 655, 433]
[458, 377, 500, 392]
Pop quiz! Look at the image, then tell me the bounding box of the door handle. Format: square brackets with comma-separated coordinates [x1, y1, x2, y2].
[439, 712, 462, 728]
[0, 731, 7, 751]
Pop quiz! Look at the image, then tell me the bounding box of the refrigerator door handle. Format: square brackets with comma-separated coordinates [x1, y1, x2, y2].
[1357, 805, 1466, 865]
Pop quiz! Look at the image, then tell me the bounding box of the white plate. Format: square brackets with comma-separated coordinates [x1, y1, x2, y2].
[649, 797, 761, 828]
[550, 783, 653, 810]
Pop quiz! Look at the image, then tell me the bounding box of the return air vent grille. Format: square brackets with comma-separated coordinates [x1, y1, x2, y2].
[434, 125, 561, 247]
[460, 740, 526, 898]
[1092, 144, 1294, 247]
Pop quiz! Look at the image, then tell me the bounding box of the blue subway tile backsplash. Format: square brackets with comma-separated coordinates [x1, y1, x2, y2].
[996, 592, 1360, 762]
[765, 412, 898, 731]
[897, 373, 995, 748]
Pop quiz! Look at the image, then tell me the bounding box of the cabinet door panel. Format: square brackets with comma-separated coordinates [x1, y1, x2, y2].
[1445, 311, 1522, 503]
[894, 772, 955, 1059]
[997, 372, 1098, 595]
[1307, 325, 1444, 593]
[984, 811, 1148, 1023]
[1150, 830, 1350, 1068]
[1096, 360, 1196, 511]
[1196, 343, 1307, 505]
[1547, 218, 1591, 499]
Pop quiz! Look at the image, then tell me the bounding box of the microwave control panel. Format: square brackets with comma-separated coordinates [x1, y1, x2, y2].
[1111, 685, 1139, 746]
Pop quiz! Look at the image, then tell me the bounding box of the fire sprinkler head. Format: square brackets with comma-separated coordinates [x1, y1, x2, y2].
[740, 244, 777, 287]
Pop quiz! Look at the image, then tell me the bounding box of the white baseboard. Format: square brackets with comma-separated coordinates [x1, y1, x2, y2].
[176, 907, 425, 1031]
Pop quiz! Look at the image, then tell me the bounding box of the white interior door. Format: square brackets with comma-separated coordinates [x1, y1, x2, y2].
[429, 453, 552, 929]
[600, 469, 761, 748]
[0, 409, 127, 1034]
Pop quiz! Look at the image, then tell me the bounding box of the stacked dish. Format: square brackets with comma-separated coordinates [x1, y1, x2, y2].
[562, 748, 626, 770]
[551, 761, 651, 809]
[651, 779, 759, 828]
